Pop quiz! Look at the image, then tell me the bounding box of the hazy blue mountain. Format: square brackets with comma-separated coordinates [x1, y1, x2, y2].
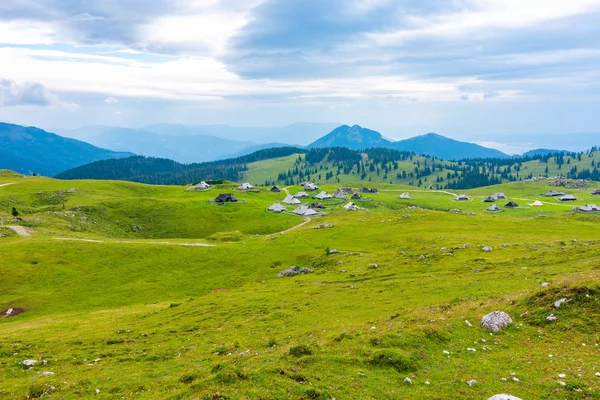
[0, 122, 133, 176]
[55, 126, 256, 164]
[392, 133, 508, 160]
[472, 132, 600, 153]
[308, 125, 508, 160]
[142, 122, 339, 145]
[308, 125, 393, 149]
[521, 148, 566, 157]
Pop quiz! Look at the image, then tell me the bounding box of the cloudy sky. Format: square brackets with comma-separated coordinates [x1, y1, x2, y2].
[1, 0, 600, 144]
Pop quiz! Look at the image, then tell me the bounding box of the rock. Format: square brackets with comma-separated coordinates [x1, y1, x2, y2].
[329, 249, 339, 254]
[487, 395, 523, 400]
[541, 282, 549, 288]
[39, 372, 54, 377]
[546, 314, 558, 321]
[481, 311, 513, 333]
[512, 377, 520, 382]
[425, 381, 430, 385]
[22, 360, 37, 367]
[443, 350, 450, 355]
[595, 372, 600, 377]
[276, 267, 313, 278]
[558, 381, 566, 386]
[465, 320, 473, 327]
[554, 298, 569, 308]
[558, 373, 566, 378]
[467, 348, 477, 352]
[369, 264, 379, 269]
[466, 380, 477, 387]
[338, 261, 343, 265]
[404, 377, 412, 385]
[482, 246, 493, 252]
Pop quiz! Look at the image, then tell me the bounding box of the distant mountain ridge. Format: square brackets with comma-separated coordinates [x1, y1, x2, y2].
[0, 122, 133, 176]
[55, 123, 329, 163]
[309, 125, 509, 160]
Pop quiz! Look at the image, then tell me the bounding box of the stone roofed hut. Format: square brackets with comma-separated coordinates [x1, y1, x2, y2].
[215, 194, 238, 204]
[283, 195, 301, 205]
[559, 194, 577, 202]
[504, 201, 519, 208]
[237, 182, 254, 191]
[456, 194, 470, 201]
[268, 203, 287, 213]
[270, 185, 281, 193]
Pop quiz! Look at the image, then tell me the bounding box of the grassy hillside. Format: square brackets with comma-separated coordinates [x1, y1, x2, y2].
[1, 172, 600, 399]
[244, 149, 600, 190]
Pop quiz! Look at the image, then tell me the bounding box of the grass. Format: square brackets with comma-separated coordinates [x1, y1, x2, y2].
[1, 171, 600, 399]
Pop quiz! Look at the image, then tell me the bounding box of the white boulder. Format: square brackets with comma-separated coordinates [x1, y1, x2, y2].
[22, 360, 37, 367]
[488, 395, 523, 400]
[481, 311, 513, 332]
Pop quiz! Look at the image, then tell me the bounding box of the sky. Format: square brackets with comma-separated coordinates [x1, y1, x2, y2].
[1, 0, 600, 147]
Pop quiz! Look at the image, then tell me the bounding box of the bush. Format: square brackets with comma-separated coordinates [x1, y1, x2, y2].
[369, 349, 418, 372]
[179, 373, 198, 384]
[289, 344, 313, 357]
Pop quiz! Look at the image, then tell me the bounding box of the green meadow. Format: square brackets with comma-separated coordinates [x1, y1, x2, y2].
[1, 170, 600, 399]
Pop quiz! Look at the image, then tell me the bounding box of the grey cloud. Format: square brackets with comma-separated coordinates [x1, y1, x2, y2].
[0, 78, 61, 107]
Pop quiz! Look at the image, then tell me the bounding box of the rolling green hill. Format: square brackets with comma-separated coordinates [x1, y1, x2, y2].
[1, 171, 600, 398]
[57, 145, 600, 191]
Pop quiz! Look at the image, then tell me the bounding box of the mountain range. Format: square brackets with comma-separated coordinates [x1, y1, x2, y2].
[308, 125, 509, 159]
[2, 121, 594, 177]
[0, 122, 133, 176]
[54, 123, 336, 163]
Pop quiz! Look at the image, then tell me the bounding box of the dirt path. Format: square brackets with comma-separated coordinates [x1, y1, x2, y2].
[52, 237, 214, 247]
[381, 189, 458, 196]
[0, 182, 16, 188]
[282, 217, 312, 233]
[7, 226, 31, 237]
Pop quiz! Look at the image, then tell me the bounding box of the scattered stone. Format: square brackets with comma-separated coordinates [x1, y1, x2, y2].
[558, 381, 566, 386]
[22, 360, 37, 367]
[595, 372, 600, 377]
[39, 372, 54, 377]
[276, 267, 313, 278]
[467, 348, 477, 352]
[466, 380, 477, 387]
[546, 314, 558, 321]
[329, 249, 339, 254]
[481, 311, 513, 333]
[443, 350, 450, 355]
[131, 225, 143, 232]
[488, 395, 523, 400]
[463, 244, 472, 248]
[554, 298, 570, 308]
[338, 261, 343, 265]
[314, 224, 334, 229]
[558, 373, 566, 379]
[482, 246, 493, 252]
[404, 377, 412, 385]
[465, 320, 473, 327]
[512, 377, 520, 382]
[502, 244, 508, 248]
[96, 388, 100, 394]
[368, 264, 379, 269]
[541, 282, 549, 288]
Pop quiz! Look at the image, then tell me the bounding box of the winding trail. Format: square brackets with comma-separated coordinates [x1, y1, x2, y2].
[281, 217, 312, 234]
[7, 226, 31, 237]
[52, 237, 214, 247]
[0, 182, 16, 188]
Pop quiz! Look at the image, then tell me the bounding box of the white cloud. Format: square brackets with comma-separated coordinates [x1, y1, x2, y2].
[371, 0, 600, 45]
[0, 78, 76, 108]
[104, 96, 119, 104]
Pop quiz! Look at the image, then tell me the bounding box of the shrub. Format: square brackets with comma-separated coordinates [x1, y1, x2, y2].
[289, 344, 313, 357]
[369, 349, 418, 372]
